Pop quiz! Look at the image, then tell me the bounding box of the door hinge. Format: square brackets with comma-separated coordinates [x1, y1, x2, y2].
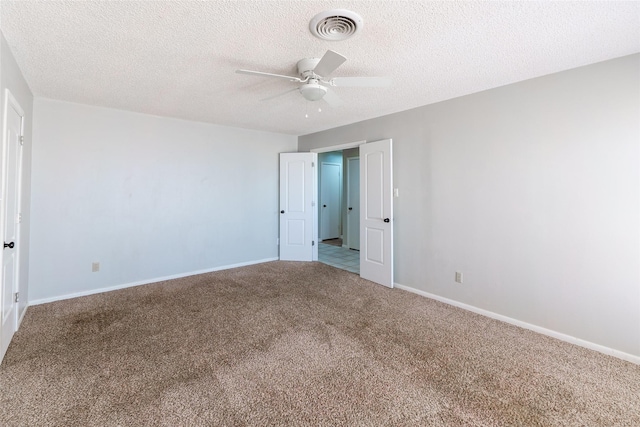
[14, 292, 19, 303]
[312, 241, 315, 246]
[311, 162, 315, 167]
[16, 213, 22, 224]
[19, 135, 24, 145]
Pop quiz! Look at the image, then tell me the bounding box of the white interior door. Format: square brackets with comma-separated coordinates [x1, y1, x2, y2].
[279, 152, 317, 261]
[347, 157, 360, 250]
[1, 91, 24, 362]
[320, 162, 341, 240]
[360, 139, 393, 288]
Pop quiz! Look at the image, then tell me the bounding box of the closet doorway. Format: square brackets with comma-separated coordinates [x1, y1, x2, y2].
[317, 147, 360, 274]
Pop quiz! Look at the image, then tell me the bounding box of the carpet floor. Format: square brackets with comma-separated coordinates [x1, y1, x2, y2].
[1, 261, 639, 426]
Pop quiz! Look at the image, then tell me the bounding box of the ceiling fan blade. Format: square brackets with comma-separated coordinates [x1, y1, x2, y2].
[260, 87, 299, 102]
[330, 77, 392, 87]
[236, 69, 302, 82]
[322, 88, 344, 108]
[313, 50, 347, 77]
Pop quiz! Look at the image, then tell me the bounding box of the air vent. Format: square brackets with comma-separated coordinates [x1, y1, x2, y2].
[309, 9, 363, 41]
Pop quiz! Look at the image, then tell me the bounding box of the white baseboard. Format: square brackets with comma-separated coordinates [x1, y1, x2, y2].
[394, 282, 640, 365]
[18, 305, 27, 326]
[29, 258, 279, 306]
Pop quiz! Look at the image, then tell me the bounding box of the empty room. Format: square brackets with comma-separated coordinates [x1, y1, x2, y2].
[0, 1, 639, 425]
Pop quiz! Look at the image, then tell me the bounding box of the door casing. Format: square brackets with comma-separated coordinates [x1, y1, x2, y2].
[320, 162, 341, 241]
[346, 156, 360, 250]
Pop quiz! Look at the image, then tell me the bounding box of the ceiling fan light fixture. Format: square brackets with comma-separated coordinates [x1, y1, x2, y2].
[299, 82, 327, 101]
[309, 9, 363, 41]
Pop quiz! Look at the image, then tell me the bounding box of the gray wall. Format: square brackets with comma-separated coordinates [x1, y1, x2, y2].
[1, 32, 33, 319]
[299, 54, 640, 358]
[30, 98, 297, 302]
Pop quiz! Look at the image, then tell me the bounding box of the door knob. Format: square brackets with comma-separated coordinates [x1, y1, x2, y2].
[4, 242, 14, 249]
[280, 210, 285, 214]
[348, 207, 353, 211]
[323, 204, 327, 208]
[383, 218, 390, 223]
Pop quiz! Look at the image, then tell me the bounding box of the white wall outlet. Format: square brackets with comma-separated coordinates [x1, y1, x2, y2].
[455, 271, 463, 283]
[92, 262, 100, 272]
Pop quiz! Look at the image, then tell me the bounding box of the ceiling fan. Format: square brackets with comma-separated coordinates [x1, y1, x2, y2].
[235, 50, 391, 107]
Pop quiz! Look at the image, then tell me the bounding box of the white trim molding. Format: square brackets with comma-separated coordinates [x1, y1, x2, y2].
[395, 282, 640, 365]
[29, 258, 279, 306]
[310, 140, 365, 153]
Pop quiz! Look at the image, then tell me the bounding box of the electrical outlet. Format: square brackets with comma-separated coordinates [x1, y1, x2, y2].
[455, 271, 463, 283]
[92, 262, 100, 272]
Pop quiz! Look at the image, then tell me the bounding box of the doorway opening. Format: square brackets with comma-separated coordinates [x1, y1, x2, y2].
[317, 148, 360, 274]
[281, 138, 393, 286]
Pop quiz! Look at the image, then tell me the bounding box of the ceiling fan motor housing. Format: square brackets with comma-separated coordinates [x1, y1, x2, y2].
[297, 58, 321, 78]
[299, 80, 327, 101]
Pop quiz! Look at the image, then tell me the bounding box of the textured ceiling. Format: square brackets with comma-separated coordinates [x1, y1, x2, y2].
[1, 1, 639, 136]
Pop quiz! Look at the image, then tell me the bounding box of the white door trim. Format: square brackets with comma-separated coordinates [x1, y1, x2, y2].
[346, 156, 360, 250]
[319, 161, 342, 241]
[3, 90, 25, 119]
[310, 140, 366, 153]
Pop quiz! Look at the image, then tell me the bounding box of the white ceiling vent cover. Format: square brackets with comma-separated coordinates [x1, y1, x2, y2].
[309, 9, 363, 41]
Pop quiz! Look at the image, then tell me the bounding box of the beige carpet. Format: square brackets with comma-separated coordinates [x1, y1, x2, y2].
[1, 261, 639, 426]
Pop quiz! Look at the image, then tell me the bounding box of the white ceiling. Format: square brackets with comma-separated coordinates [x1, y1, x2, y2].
[1, 1, 638, 136]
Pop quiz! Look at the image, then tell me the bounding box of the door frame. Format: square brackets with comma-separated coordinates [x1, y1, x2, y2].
[1, 89, 25, 362]
[311, 140, 394, 288]
[346, 155, 360, 250]
[312, 141, 363, 250]
[319, 161, 342, 241]
[310, 141, 365, 154]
